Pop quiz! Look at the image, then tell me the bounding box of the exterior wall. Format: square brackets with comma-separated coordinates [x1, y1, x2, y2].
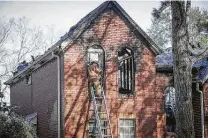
[10, 78, 33, 116]
[64, 9, 170, 138]
[10, 57, 61, 138]
[203, 82, 208, 137]
[192, 83, 203, 137]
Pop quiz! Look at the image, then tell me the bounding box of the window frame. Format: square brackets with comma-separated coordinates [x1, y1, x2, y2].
[86, 45, 105, 97]
[164, 86, 176, 133]
[117, 47, 135, 96]
[88, 119, 107, 138]
[118, 118, 136, 138]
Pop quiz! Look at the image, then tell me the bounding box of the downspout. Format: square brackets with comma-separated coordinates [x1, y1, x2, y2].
[196, 83, 205, 138]
[52, 51, 61, 138]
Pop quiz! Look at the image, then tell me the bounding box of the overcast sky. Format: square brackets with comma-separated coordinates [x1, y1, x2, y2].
[0, 1, 207, 36]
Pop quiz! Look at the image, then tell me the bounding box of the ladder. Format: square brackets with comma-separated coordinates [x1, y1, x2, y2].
[90, 87, 113, 138]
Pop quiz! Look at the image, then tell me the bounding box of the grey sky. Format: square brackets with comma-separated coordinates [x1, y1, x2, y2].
[0, 1, 207, 36]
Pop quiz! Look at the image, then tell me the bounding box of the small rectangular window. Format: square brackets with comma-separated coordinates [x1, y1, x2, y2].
[89, 120, 97, 137]
[119, 119, 135, 138]
[88, 119, 106, 138]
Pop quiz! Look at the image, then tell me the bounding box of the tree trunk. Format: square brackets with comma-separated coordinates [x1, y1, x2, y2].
[171, 1, 195, 138]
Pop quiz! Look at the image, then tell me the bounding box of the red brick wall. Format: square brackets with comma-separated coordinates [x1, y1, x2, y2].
[64, 9, 170, 138]
[203, 83, 208, 137]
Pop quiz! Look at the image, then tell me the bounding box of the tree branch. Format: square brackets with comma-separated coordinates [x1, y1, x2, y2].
[186, 0, 191, 17]
[188, 42, 208, 61]
[152, 0, 171, 19]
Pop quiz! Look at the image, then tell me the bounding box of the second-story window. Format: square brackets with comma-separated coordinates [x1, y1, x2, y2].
[87, 45, 104, 69]
[87, 45, 105, 91]
[118, 47, 135, 95]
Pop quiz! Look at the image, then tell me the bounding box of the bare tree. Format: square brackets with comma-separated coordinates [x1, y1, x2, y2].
[0, 18, 14, 78]
[0, 17, 60, 104]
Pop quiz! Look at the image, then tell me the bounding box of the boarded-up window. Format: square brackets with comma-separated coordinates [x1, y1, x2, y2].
[118, 47, 135, 95]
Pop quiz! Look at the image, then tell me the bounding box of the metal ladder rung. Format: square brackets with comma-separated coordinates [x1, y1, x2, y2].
[98, 112, 107, 114]
[89, 134, 98, 136]
[90, 86, 113, 138]
[103, 135, 112, 137]
[95, 97, 103, 99]
[100, 119, 108, 121]
[95, 104, 102, 106]
[101, 127, 111, 130]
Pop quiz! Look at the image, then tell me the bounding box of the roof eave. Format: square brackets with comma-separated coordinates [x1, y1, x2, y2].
[4, 43, 61, 85]
[156, 64, 173, 72]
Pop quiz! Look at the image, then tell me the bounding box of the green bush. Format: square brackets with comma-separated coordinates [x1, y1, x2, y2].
[0, 112, 37, 138]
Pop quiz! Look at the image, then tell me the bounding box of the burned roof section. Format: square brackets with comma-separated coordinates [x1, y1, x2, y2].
[5, 1, 162, 85]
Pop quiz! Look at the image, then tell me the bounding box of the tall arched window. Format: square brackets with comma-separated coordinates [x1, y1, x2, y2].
[87, 45, 105, 85]
[118, 47, 135, 95]
[164, 86, 176, 132]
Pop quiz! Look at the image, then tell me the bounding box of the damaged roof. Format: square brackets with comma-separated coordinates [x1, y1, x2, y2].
[5, 1, 162, 85]
[156, 48, 208, 83]
[193, 58, 208, 82]
[156, 47, 173, 66]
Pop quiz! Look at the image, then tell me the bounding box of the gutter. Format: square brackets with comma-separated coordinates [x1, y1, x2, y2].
[156, 64, 173, 72]
[196, 83, 205, 138]
[52, 51, 61, 138]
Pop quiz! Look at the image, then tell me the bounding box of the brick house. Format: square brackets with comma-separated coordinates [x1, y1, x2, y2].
[4, 1, 208, 138]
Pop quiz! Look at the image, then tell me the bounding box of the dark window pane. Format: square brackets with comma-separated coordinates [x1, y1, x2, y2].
[118, 47, 134, 95]
[164, 87, 176, 133]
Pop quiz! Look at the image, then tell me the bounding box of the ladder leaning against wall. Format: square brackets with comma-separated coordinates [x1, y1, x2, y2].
[90, 86, 113, 138]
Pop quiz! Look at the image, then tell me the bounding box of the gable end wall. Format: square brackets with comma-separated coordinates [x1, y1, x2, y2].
[64, 9, 170, 138]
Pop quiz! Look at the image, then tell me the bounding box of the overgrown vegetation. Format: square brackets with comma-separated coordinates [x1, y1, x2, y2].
[0, 112, 37, 138]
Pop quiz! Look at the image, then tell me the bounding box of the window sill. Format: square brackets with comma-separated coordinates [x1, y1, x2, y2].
[117, 94, 136, 100]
